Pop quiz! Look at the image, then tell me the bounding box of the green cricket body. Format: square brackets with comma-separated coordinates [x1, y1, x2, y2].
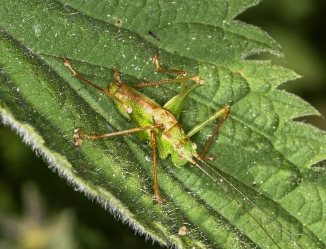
[109, 82, 198, 166]
[62, 52, 229, 203]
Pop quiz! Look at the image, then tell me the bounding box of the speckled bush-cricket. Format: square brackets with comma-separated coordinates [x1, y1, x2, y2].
[61, 52, 301, 248]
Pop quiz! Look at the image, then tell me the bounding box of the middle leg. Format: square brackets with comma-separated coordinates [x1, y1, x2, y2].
[186, 105, 230, 160]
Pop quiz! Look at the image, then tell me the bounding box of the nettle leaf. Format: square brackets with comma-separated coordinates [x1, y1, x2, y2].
[1, 0, 326, 248]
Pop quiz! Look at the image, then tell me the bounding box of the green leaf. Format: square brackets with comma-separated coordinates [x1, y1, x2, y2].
[1, 0, 326, 248]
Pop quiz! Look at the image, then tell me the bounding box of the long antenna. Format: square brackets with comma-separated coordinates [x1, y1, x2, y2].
[193, 157, 302, 249]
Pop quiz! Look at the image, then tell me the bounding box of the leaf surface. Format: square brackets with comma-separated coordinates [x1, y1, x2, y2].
[1, 0, 326, 248]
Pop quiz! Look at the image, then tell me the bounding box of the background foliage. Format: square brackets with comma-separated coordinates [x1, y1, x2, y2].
[1, 0, 326, 248]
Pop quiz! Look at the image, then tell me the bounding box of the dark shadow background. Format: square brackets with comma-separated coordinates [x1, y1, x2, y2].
[1, 1, 325, 248]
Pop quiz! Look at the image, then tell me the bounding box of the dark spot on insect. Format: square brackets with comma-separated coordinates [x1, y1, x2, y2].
[148, 31, 160, 41]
